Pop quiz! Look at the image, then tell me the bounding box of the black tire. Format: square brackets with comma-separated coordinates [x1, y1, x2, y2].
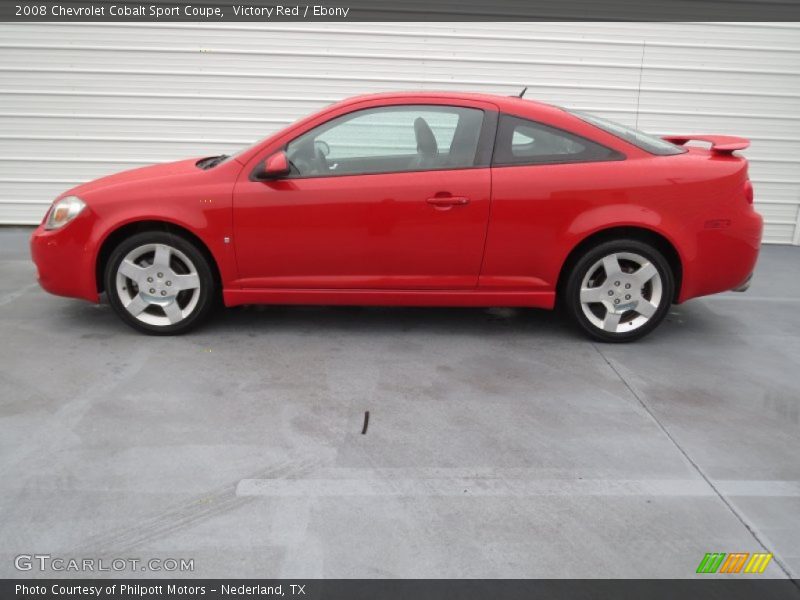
[104, 231, 217, 335]
[563, 239, 674, 343]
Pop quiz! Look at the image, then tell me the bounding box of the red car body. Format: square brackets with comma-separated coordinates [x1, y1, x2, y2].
[31, 92, 762, 316]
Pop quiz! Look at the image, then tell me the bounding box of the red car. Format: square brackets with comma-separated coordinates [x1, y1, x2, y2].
[30, 92, 762, 341]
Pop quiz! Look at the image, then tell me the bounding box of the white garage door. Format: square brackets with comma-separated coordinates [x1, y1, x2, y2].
[1, 22, 799, 244]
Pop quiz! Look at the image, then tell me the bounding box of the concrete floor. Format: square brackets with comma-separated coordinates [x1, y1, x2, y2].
[1, 226, 799, 579]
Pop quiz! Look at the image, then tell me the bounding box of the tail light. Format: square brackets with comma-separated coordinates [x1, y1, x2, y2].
[744, 180, 754, 205]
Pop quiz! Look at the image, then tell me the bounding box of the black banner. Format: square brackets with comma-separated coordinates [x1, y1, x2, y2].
[3, 580, 800, 600]
[3, 0, 800, 21]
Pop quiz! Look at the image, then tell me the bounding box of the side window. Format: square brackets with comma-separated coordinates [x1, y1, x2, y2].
[493, 114, 621, 166]
[286, 105, 485, 177]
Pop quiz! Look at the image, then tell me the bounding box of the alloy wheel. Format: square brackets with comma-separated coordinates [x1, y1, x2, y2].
[114, 243, 201, 327]
[578, 251, 663, 334]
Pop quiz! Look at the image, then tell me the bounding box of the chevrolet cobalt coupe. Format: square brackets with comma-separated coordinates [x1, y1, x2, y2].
[31, 92, 762, 341]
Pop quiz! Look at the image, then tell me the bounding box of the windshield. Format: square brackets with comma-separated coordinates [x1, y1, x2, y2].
[225, 109, 336, 164]
[570, 110, 685, 156]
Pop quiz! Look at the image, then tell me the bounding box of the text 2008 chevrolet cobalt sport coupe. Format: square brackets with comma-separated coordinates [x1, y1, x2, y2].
[30, 92, 762, 341]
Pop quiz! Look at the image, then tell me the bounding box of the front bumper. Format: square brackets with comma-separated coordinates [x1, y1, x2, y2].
[30, 214, 100, 303]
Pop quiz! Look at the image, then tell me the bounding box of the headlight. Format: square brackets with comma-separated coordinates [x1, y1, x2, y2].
[44, 196, 86, 230]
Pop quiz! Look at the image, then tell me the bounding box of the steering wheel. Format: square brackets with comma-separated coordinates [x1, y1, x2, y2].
[314, 146, 331, 175]
[289, 155, 312, 175]
[313, 141, 330, 174]
[287, 140, 330, 176]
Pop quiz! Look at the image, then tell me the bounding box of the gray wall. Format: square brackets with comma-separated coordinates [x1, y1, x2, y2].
[1, 22, 799, 243]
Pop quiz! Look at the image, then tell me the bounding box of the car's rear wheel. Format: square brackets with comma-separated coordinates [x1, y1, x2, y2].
[104, 231, 216, 335]
[564, 239, 674, 342]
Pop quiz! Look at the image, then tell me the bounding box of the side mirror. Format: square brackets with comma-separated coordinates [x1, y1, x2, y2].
[255, 151, 290, 180]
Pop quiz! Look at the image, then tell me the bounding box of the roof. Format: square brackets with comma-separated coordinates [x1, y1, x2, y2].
[335, 90, 566, 119]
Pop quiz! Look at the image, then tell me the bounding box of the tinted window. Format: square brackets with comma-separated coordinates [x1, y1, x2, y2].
[286, 105, 485, 177]
[493, 115, 621, 166]
[571, 111, 685, 156]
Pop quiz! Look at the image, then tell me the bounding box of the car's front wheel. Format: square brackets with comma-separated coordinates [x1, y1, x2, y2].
[104, 231, 216, 335]
[564, 239, 674, 342]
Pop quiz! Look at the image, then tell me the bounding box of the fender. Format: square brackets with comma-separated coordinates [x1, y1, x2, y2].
[560, 203, 690, 295]
[90, 208, 237, 291]
[64, 158, 242, 292]
[566, 204, 691, 262]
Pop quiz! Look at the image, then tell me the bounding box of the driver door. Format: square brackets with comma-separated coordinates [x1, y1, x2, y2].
[232, 104, 494, 290]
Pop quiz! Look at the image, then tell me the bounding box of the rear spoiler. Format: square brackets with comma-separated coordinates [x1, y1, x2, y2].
[662, 135, 750, 155]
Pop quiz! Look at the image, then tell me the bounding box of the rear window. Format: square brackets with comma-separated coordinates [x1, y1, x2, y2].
[493, 115, 622, 166]
[571, 111, 686, 156]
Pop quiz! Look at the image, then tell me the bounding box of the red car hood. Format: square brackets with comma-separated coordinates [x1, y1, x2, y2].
[67, 157, 204, 197]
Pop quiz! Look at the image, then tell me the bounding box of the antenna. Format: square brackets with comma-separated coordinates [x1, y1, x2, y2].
[518, 86, 528, 98]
